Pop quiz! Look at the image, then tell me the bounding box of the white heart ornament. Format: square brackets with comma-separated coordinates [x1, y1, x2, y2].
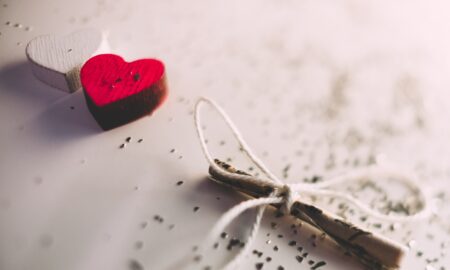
[26, 29, 109, 93]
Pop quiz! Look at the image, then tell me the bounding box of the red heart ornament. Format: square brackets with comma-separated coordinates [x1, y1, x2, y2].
[80, 54, 168, 130]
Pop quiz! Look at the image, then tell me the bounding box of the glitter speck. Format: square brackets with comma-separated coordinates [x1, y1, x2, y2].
[129, 259, 144, 270]
[34, 176, 43, 185]
[134, 241, 143, 250]
[255, 262, 264, 269]
[39, 234, 53, 248]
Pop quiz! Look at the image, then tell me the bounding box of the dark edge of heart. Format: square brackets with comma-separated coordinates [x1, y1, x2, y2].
[83, 73, 168, 130]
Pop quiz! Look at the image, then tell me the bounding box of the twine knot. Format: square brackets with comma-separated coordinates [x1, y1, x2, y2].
[277, 184, 297, 215]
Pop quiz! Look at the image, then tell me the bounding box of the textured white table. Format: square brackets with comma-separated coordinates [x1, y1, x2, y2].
[1, 1, 450, 270]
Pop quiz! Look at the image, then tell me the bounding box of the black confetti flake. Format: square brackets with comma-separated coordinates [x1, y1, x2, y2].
[311, 261, 327, 269]
[129, 259, 144, 270]
[255, 262, 264, 269]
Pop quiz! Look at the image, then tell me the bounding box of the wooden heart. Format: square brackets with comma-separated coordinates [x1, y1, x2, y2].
[26, 28, 109, 93]
[80, 54, 168, 130]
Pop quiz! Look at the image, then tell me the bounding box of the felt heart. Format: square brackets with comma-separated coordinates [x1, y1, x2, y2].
[26, 28, 108, 93]
[80, 54, 168, 130]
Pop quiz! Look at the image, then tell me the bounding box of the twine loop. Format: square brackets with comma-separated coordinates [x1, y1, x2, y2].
[191, 97, 432, 270]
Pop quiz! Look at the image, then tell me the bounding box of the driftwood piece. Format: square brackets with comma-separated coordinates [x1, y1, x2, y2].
[208, 159, 407, 270]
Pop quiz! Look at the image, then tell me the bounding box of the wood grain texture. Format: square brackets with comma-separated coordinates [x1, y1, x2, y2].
[80, 54, 168, 130]
[26, 28, 109, 93]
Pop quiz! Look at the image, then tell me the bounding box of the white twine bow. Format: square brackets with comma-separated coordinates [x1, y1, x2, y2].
[193, 97, 432, 270]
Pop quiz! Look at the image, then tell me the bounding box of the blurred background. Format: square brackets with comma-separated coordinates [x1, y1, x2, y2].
[1, 1, 450, 269]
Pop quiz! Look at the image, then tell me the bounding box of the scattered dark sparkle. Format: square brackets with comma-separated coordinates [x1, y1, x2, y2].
[129, 259, 144, 270]
[193, 206, 200, 212]
[39, 234, 53, 248]
[295, 255, 303, 263]
[227, 238, 242, 250]
[134, 241, 143, 250]
[193, 255, 202, 262]
[221, 232, 228, 239]
[133, 73, 140, 81]
[140, 221, 148, 229]
[138, 139, 143, 143]
[119, 143, 126, 149]
[255, 262, 264, 269]
[153, 215, 163, 223]
[311, 261, 327, 269]
[176, 181, 184, 186]
[289, 240, 296, 246]
[126, 137, 131, 143]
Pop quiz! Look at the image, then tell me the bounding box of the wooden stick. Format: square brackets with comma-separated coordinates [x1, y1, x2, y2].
[208, 159, 407, 270]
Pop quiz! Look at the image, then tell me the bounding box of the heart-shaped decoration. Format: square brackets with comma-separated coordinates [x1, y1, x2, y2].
[26, 28, 109, 93]
[80, 54, 168, 130]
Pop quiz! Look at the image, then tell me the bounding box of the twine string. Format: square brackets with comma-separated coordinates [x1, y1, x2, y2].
[193, 97, 432, 270]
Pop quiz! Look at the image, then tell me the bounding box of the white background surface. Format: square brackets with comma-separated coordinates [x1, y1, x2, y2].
[1, 1, 450, 270]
